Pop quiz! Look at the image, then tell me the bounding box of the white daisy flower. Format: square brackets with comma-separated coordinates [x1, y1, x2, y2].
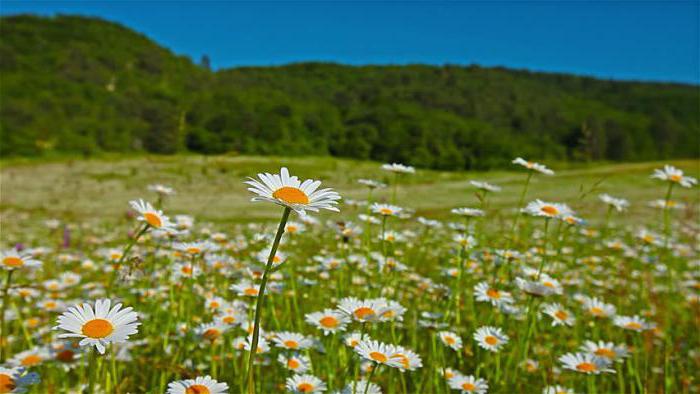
[448, 374, 489, 393]
[0, 249, 42, 271]
[542, 303, 576, 326]
[474, 326, 509, 352]
[129, 199, 176, 231]
[580, 340, 629, 362]
[8, 347, 50, 368]
[388, 346, 423, 371]
[523, 200, 572, 219]
[167, 375, 228, 394]
[273, 331, 313, 350]
[286, 374, 327, 393]
[438, 331, 463, 351]
[558, 352, 614, 374]
[305, 309, 349, 335]
[0, 366, 40, 393]
[651, 165, 697, 188]
[451, 207, 485, 217]
[340, 380, 382, 394]
[381, 163, 415, 174]
[55, 299, 140, 354]
[512, 157, 554, 175]
[599, 194, 630, 212]
[470, 180, 501, 192]
[474, 282, 513, 306]
[278, 354, 311, 374]
[338, 297, 390, 323]
[354, 340, 403, 369]
[542, 385, 576, 394]
[370, 203, 403, 217]
[148, 184, 175, 196]
[613, 315, 651, 332]
[244, 167, 341, 215]
[358, 179, 387, 189]
[582, 297, 616, 318]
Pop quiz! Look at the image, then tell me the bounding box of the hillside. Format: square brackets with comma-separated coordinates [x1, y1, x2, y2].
[1, 15, 698, 169]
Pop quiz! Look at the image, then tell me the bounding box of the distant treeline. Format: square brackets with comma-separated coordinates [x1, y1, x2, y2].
[1, 15, 698, 169]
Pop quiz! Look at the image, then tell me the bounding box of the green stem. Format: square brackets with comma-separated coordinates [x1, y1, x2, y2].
[0, 270, 14, 362]
[246, 207, 291, 394]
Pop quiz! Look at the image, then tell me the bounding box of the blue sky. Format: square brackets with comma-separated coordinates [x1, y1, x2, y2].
[2, 1, 698, 84]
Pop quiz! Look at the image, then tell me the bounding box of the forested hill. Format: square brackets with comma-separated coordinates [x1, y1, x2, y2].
[1, 15, 698, 169]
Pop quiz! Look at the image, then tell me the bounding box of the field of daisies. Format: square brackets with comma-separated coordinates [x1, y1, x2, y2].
[0, 158, 698, 394]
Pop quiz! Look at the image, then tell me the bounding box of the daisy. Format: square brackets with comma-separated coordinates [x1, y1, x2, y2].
[512, 157, 554, 175]
[580, 340, 629, 362]
[542, 386, 576, 394]
[516, 276, 563, 297]
[204, 296, 225, 311]
[172, 262, 201, 280]
[582, 297, 616, 318]
[651, 165, 697, 188]
[378, 299, 407, 322]
[358, 179, 387, 189]
[196, 322, 228, 341]
[273, 332, 313, 350]
[599, 194, 629, 212]
[474, 326, 509, 352]
[244, 167, 341, 215]
[448, 374, 489, 394]
[285, 221, 306, 234]
[523, 200, 572, 219]
[0, 249, 41, 271]
[231, 281, 260, 297]
[438, 331, 463, 351]
[338, 297, 389, 323]
[305, 309, 349, 335]
[55, 299, 140, 354]
[381, 163, 415, 174]
[343, 332, 365, 348]
[370, 203, 403, 217]
[389, 346, 423, 371]
[0, 367, 40, 393]
[648, 199, 685, 210]
[173, 241, 215, 256]
[148, 184, 175, 196]
[474, 282, 513, 306]
[613, 315, 651, 332]
[256, 248, 287, 268]
[340, 380, 382, 394]
[470, 180, 501, 192]
[453, 234, 477, 249]
[559, 352, 614, 374]
[167, 375, 228, 394]
[542, 303, 576, 326]
[129, 199, 176, 230]
[451, 207, 485, 217]
[278, 354, 311, 374]
[9, 347, 50, 368]
[286, 374, 327, 393]
[354, 340, 402, 368]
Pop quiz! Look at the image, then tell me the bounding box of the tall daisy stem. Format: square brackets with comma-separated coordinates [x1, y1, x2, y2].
[246, 206, 291, 394]
[0, 269, 14, 362]
[509, 170, 533, 246]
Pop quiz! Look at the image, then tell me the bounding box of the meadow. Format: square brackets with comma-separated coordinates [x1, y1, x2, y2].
[0, 155, 697, 393]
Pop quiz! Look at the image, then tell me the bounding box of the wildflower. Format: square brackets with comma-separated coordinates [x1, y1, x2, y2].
[651, 165, 697, 188]
[370, 203, 403, 217]
[515, 275, 563, 297]
[474, 326, 509, 352]
[542, 303, 576, 326]
[9, 347, 50, 368]
[167, 375, 228, 394]
[470, 180, 501, 192]
[389, 346, 423, 371]
[448, 374, 489, 393]
[474, 282, 513, 306]
[0, 249, 41, 271]
[438, 331, 463, 351]
[355, 340, 403, 368]
[513, 157, 554, 175]
[599, 194, 630, 212]
[453, 234, 477, 248]
[55, 299, 140, 354]
[358, 179, 387, 189]
[340, 380, 382, 394]
[558, 352, 614, 374]
[148, 184, 175, 196]
[286, 374, 327, 393]
[343, 332, 365, 348]
[580, 341, 629, 362]
[338, 297, 389, 323]
[0, 367, 40, 393]
[305, 309, 349, 335]
[582, 297, 616, 318]
[278, 354, 311, 374]
[231, 281, 260, 297]
[613, 315, 651, 332]
[542, 386, 576, 394]
[285, 221, 306, 234]
[524, 200, 572, 219]
[381, 163, 415, 174]
[244, 167, 341, 215]
[648, 199, 685, 210]
[129, 199, 176, 230]
[196, 322, 228, 341]
[273, 332, 313, 350]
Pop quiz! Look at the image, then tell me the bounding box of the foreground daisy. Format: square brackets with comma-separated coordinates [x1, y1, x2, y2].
[651, 165, 697, 188]
[129, 199, 176, 230]
[285, 374, 327, 393]
[559, 352, 614, 374]
[55, 299, 140, 354]
[167, 375, 228, 394]
[354, 340, 402, 368]
[580, 340, 629, 362]
[305, 309, 349, 335]
[0, 249, 42, 271]
[245, 167, 341, 215]
[448, 374, 488, 393]
[474, 326, 509, 352]
[524, 200, 572, 219]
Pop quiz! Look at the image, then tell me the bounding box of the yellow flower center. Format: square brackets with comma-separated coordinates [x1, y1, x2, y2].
[0, 373, 16, 394]
[543, 281, 555, 288]
[223, 316, 236, 324]
[643, 235, 654, 243]
[181, 266, 193, 275]
[287, 358, 300, 369]
[576, 362, 597, 372]
[444, 336, 456, 345]
[669, 174, 682, 182]
[186, 247, 201, 254]
[555, 310, 569, 320]
[462, 382, 476, 391]
[21, 354, 42, 366]
[203, 328, 220, 341]
[486, 288, 500, 299]
[297, 383, 314, 393]
[625, 322, 642, 330]
[143, 212, 162, 228]
[369, 351, 388, 363]
[82, 318, 114, 339]
[209, 301, 220, 309]
[319, 316, 338, 328]
[283, 340, 299, 349]
[541, 205, 559, 216]
[484, 335, 498, 345]
[379, 208, 393, 215]
[595, 348, 616, 358]
[272, 187, 309, 204]
[185, 385, 210, 394]
[244, 288, 259, 296]
[354, 307, 375, 320]
[2, 257, 23, 267]
[589, 307, 604, 316]
[391, 353, 410, 369]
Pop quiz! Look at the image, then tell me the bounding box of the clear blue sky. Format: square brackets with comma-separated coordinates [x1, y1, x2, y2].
[1, 1, 698, 84]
